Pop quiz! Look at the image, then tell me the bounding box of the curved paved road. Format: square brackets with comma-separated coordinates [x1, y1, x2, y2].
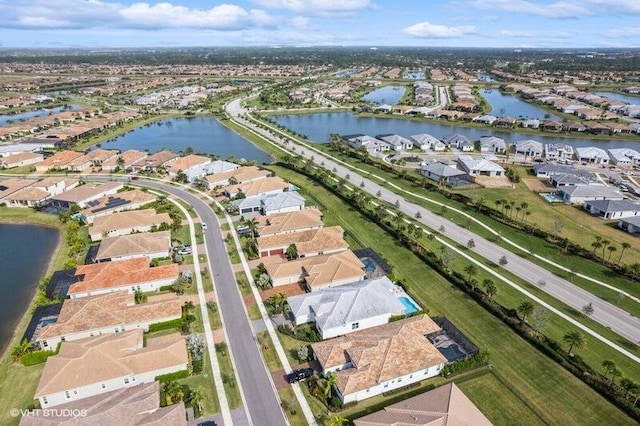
[227, 98, 640, 347]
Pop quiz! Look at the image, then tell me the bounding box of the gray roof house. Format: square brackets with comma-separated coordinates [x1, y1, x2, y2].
[420, 162, 468, 186]
[533, 163, 595, 181]
[375, 134, 413, 151]
[444, 134, 470, 148]
[286, 276, 407, 340]
[479, 136, 506, 153]
[558, 185, 624, 204]
[576, 146, 609, 164]
[618, 216, 640, 235]
[608, 148, 640, 166]
[261, 191, 306, 215]
[550, 173, 593, 188]
[185, 159, 239, 182]
[232, 195, 262, 216]
[521, 118, 540, 129]
[514, 139, 544, 158]
[410, 133, 440, 151]
[456, 155, 505, 177]
[584, 199, 640, 220]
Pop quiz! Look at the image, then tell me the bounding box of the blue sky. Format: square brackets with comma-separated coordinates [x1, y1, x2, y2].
[0, 0, 639, 48]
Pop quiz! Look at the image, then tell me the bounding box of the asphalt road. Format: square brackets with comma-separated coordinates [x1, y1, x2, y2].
[227, 99, 640, 345]
[141, 181, 287, 426]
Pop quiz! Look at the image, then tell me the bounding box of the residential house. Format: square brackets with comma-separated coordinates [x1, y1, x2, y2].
[94, 231, 172, 262]
[343, 134, 377, 150]
[533, 163, 595, 181]
[34, 151, 84, 172]
[618, 216, 640, 235]
[67, 258, 180, 299]
[287, 276, 406, 340]
[82, 149, 120, 168]
[102, 150, 148, 172]
[256, 208, 323, 237]
[374, 104, 392, 113]
[224, 176, 290, 198]
[353, 383, 492, 426]
[132, 150, 179, 172]
[48, 182, 124, 209]
[0, 152, 43, 169]
[409, 133, 440, 151]
[608, 148, 640, 166]
[167, 154, 211, 178]
[475, 114, 497, 125]
[544, 143, 574, 161]
[375, 134, 413, 151]
[184, 159, 240, 183]
[420, 162, 468, 186]
[541, 120, 563, 132]
[79, 189, 157, 224]
[550, 174, 593, 188]
[260, 191, 306, 215]
[232, 195, 263, 216]
[207, 165, 272, 188]
[558, 185, 623, 204]
[584, 200, 640, 220]
[494, 116, 517, 128]
[521, 118, 540, 129]
[256, 226, 348, 258]
[20, 381, 186, 426]
[35, 291, 182, 350]
[584, 122, 612, 135]
[563, 121, 586, 132]
[513, 140, 544, 159]
[34, 330, 187, 408]
[576, 146, 609, 165]
[479, 136, 506, 154]
[0, 178, 38, 204]
[456, 155, 504, 177]
[266, 250, 365, 289]
[89, 209, 171, 242]
[311, 315, 447, 404]
[444, 134, 470, 150]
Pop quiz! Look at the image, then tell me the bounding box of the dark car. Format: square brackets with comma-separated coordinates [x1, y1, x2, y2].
[286, 367, 314, 384]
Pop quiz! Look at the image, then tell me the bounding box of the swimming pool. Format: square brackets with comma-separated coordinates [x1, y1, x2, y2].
[398, 296, 420, 315]
[540, 193, 559, 203]
[438, 344, 467, 362]
[362, 257, 376, 274]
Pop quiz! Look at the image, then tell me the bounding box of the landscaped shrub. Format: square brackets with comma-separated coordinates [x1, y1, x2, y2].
[155, 370, 189, 382]
[191, 359, 203, 375]
[20, 350, 56, 366]
[148, 318, 183, 332]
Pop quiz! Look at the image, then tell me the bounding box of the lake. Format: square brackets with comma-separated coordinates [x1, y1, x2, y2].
[101, 117, 273, 163]
[481, 89, 562, 121]
[595, 92, 640, 106]
[0, 105, 82, 127]
[362, 85, 406, 105]
[269, 112, 640, 151]
[0, 224, 59, 356]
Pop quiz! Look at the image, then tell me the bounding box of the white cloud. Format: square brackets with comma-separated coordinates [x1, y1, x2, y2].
[496, 29, 572, 39]
[403, 21, 478, 39]
[588, 0, 640, 14]
[467, 0, 589, 18]
[290, 16, 314, 30]
[603, 27, 640, 38]
[0, 0, 278, 30]
[251, 0, 371, 16]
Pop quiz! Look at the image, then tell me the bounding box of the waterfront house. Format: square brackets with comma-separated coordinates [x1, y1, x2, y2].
[409, 133, 440, 151]
[608, 148, 640, 166]
[456, 155, 504, 177]
[94, 231, 171, 262]
[521, 118, 540, 129]
[34, 330, 187, 408]
[576, 146, 609, 165]
[132, 150, 179, 172]
[167, 154, 211, 178]
[311, 315, 447, 404]
[34, 150, 85, 172]
[375, 134, 413, 151]
[35, 291, 182, 350]
[513, 140, 544, 159]
[475, 114, 497, 125]
[89, 209, 171, 242]
[479, 136, 506, 153]
[207, 165, 272, 188]
[544, 143, 574, 161]
[49, 182, 124, 209]
[287, 276, 406, 340]
[101, 150, 148, 172]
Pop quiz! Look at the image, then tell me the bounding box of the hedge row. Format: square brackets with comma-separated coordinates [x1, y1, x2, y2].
[148, 318, 183, 332]
[155, 370, 189, 382]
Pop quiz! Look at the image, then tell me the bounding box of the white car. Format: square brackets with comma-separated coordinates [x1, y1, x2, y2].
[201, 222, 207, 230]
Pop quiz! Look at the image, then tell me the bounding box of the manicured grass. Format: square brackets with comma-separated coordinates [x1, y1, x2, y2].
[207, 302, 222, 330]
[172, 225, 191, 246]
[276, 331, 308, 367]
[215, 343, 242, 409]
[235, 272, 252, 296]
[278, 387, 307, 426]
[256, 331, 283, 371]
[177, 347, 221, 415]
[246, 303, 262, 321]
[265, 165, 636, 425]
[224, 237, 240, 264]
[0, 359, 45, 425]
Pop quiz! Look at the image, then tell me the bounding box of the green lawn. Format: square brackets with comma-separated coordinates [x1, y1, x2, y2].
[256, 331, 283, 371]
[207, 302, 222, 330]
[235, 272, 252, 296]
[278, 387, 307, 426]
[177, 347, 220, 416]
[246, 303, 262, 320]
[215, 343, 242, 409]
[265, 165, 636, 425]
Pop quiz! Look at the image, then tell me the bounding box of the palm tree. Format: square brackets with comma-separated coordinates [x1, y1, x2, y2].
[620, 378, 638, 399]
[600, 239, 610, 259]
[329, 415, 348, 426]
[563, 330, 586, 357]
[245, 217, 259, 238]
[606, 245, 617, 262]
[517, 300, 534, 324]
[602, 360, 618, 383]
[618, 242, 631, 265]
[11, 339, 32, 362]
[464, 264, 478, 281]
[285, 244, 298, 261]
[163, 380, 184, 404]
[483, 279, 498, 301]
[189, 386, 205, 413]
[322, 372, 338, 400]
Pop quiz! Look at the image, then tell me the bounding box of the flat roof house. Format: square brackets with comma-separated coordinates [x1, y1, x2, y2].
[20, 381, 186, 426]
[256, 226, 348, 258]
[287, 276, 406, 340]
[67, 258, 179, 299]
[90, 209, 171, 242]
[353, 382, 492, 426]
[94, 230, 171, 262]
[584, 199, 640, 220]
[35, 291, 182, 350]
[256, 208, 323, 237]
[34, 329, 187, 408]
[311, 315, 447, 404]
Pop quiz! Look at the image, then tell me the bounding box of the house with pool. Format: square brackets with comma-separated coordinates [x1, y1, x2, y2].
[287, 276, 420, 340]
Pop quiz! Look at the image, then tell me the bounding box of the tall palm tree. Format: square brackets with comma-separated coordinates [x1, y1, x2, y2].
[600, 239, 610, 259]
[606, 245, 617, 262]
[190, 387, 205, 413]
[245, 217, 259, 238]
[563, 330, 586, 357]
[163, 380, 184, 404]
[517, 300, 534, 324]
[483, 279, 498, 301]
[618, 242, 631, 265]
[464, 264, 478, 281]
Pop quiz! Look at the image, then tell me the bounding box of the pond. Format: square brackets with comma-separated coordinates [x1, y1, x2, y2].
[481, 89, 562, 121]
[101, 117, 273, 163]
[268, 112, 640, 151]
[0, 224, 59, 355]
[362, 85, 406, 105]
[594, 92, 640, 106]
[0, 105, 82, 127]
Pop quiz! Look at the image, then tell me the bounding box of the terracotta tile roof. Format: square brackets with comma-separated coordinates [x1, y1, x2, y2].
[35, 151, 84, 169]
[139, 150, 179, 169]
[50, 182, 123, 204]
[2, 186, 49, 202]
[0, 178, 37, 198]
[20, 382, 187, 426]
[35, 330, 187, 398]
[354, 383, 492, 426]
[266, 250, 365, 288]
[91, 209, 171, 236]
[312, 315, 446, 396]
[102, 149, 147, 168]
[207, 165, 272, 185]
[80, 189, 156, 217]
[225, 176, 289, 197]
[36, 291, 182, 341]
[257, 226, 347, 256]
[68, 258, 179, 295]
[168, 154, 211, 172]
[95, 230, 171, 260]
[83, 148, 119, 163]
[256, 208, 324, 237]
[0, 151, 43, 165]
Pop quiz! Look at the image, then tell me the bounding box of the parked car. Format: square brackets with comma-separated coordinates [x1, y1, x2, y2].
[201, 222, 207, 230]
[178, 246, 192, 255]
[286, 368, 314, 384]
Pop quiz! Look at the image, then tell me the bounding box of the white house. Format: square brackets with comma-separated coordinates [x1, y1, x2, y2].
[311, 315, 447, 404]
[475, 115, 497, 125]
[287, 276, 408, 340]
[35, 291, 182, 350]
[34, 330, 187, 408]
[583, 199, 640, 220]
[618, 216, 640, 235]
[184, 159, 239, 183]
[89, 209, 171, 242]
[261, 191, 306, 215]
[545, 143, 574, 161]
[479, 136, 506, 153]
[375, 134, 413, 151]
[521, 118, 540, 129]
[608, 148, 640, 166]
[576, 146, 609, 165]
[410, 133, 440, 151]
[513, 139, 544, 159]
[456, 155, 505, 177]
[558, 185, 624, 204]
